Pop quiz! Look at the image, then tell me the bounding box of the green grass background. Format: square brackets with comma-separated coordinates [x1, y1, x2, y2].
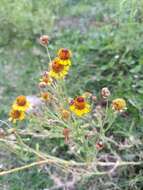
[0, 0, 143, 189]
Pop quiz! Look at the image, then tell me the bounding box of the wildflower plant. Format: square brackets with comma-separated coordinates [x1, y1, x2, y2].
[0, 35, 142, 185]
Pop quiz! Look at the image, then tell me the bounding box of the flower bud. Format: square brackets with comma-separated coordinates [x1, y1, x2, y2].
[63, 128, 70, 144]
[112, 98, 127, 112]
[61, 109, 70, 120]
[43, 71, 49, 77]
[96, 141, 104, 150]
[58, 48, 72, 60]
[38, 82, 47, 88]
[0, 128, 5, 138]
[101, 87, 111, 98]
[41, 92, 52, 102]
[39, 35, 49, 46]
[92, 95, 97, 101]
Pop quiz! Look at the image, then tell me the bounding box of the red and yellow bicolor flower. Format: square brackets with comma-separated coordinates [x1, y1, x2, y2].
[57, 48, 72, 66]
[9, 108, 25, 123]
[69, 96, 90, 117]
[49, 57, 70, 79]
[12, 95, 30, 112]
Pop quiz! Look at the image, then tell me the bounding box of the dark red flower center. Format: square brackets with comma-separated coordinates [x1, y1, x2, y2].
[76, 96, 84, 103]
[52, 61, 64, 73]
[74, 97, 85, 110]
[12, 110, 21, 118]
[59, 48, 71, 60]
[16, 96, 27, 106]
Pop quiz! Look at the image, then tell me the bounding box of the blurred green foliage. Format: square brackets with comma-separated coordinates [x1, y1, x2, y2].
[0, 0, 143, 189]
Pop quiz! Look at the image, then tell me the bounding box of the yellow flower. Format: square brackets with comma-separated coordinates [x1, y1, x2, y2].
[12, 95, 30, 111]
[69, 96, 90, 117]
[58, 59, 71, 66]
[58, 48, 72, 60]
[41, 92, 52, 102]
[112, 98, 127, 112]
[49, 58, 70, 79]
[9, 109, 25, 123]
[40, 71, 53, 85]
[57, 48, 72, 66]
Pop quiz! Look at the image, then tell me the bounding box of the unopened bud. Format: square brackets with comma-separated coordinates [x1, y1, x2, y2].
[92, 95, 97, 101]
[61, 109, 70, 120]
[96, 141, 104, 150]
[63, 128, 70, 144]
[38, 82, 47, 88]
[101, 87, 110, 98]
[39, 35, 49, 46]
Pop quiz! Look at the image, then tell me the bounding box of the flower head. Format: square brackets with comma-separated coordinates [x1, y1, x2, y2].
[63, 128, 70, 144]
[61, 109, 70, 120]
[49, 58, 70, 79]
[101, 87, 110, 98]
[40, 71, 53, 85]
[13, 95, 30, 111]
[58, 48, 72, 60]
[9, 109, 25, 123]
[92, 95, 97, 102]
[0, 128, 5, 138]
[39, 35, 49, 46]
[96, 141, 104, 150]
[112, 98, 127, 112]
[69, 96, 90, 116]
[38, 81, 47, 88]
[41, 92, 52, 102]
[57, 48, 72, 66]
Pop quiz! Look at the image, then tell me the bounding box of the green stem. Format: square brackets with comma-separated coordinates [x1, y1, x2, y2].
[46, 46, 52, 63]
